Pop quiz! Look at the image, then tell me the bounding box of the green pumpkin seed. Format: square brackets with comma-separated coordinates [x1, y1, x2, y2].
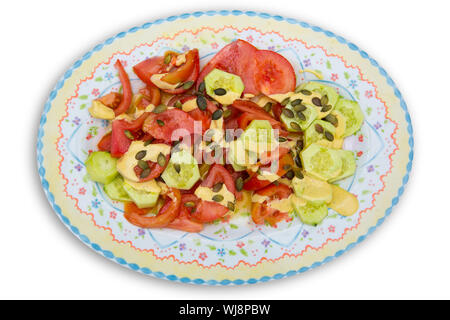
[321, 104, 332, 113]
[140, 168, 151, 179]
[294, 169, 304, 179]
[278, 136, 287, 142]
[300, 89, 312, 96]
[324, 131, 334, 141]
[321, 95, 329, 106]
[144, 138, 153, 146]
[138, 160, 149, 170]
[214, 88, 227, 96]
[294, 104, 307, 112]
[124, 130, 134, 140]
[315, 123, 324, 133]
[156, 119, 164, 126]
[296, 139, 304, 151]
[285, 170, 295, 180]
[182, 80, 195, 90]
[174, 163, 181, 174]
[174, 100, 183, 109]
[153, 104, 167, 114]
[290, 122, 301, 131]
[184, 201, 195, 207]
[135, 150, 147, 160]
[295, 154, 302, 167]
[213, 182, 223, 193]
[324, 114, 338, 126]
[196, 95, 207, 111]
[227, 201, 235, 211]
[157, 153, 166, 167]
[291, 99, 302, 106]
[282, 108, 294, 118]
[263, 102, 273, 112]
[297, 111, 306, 121]
[281, 97, 290, 106]
[212, 109, 223, 120]
[235, 177, 244, 191]
[312, 97, 322, 106]
[223, 109, 232, 118]
[164, 54, 172, 65]
[212, 194, 224, 203]
[198, 82, 206, 93]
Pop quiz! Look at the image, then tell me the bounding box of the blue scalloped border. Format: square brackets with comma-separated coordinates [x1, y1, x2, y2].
[36, 10, 414, 285]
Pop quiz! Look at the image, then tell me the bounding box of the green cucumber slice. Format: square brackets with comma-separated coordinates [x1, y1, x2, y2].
[301, 143, 343, 181]
[335, 98, 364, 137]
[329, 150, 356, 183]
[304, 120, 337, 147]
[161, 149, 200, 190]
[85, 151, 118, 184]
[228, 139, 257, 171]
[204, 68, 244, 105]
[280, 103, 318, 132]
[104, 176, 130, 202]
[123, 182, 159, 209]
[296, 201, 329, 226]
[292, 175, 332, 203]
[239, 120, 276, 155]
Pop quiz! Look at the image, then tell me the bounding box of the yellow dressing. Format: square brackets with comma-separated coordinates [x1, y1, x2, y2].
[194, 185, 235, 207]
[89, 100, 115, 120]
[328, 184, 359, 216]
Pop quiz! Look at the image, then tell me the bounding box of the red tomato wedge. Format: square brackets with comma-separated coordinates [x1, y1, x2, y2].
[113, 60, 133, 116]
[138, 84, 161, 108]
[168, 194, 203, 232]
[255, 183, 292, 199]
[251, 202, 277, 225]
[97, 92, 122, 109]
[192, 200, 230, 223]
[97, 132, 112, 152]
[133, 153, 170, 182]
[197, 40, 259, 95]
[201, 164, 237, 197]
[142, 109, 196, 143]
[161, 49, 198, 84]
[124, 188, 181, 228]
[124, 202, 151, 216]
[110, 113, 150, 157]
[133, 56, 165, 86]
[254, 50, 296, 95]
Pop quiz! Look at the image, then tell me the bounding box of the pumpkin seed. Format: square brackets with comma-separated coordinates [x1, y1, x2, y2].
[315, 123, 324, 133]
[300, 89, 312, 96]
[212, 109, 223, 120]
[291, 99, 302, 106]
[140, 168, 151, 179]
[294, 104, 307, 112]
[174, 100, 182, 109]
[213, 182, 223, 193]
[290, 122, 301, 131]
[153, 104, 167, 114]
[212, 194, 224, 203]
[175, 82, 185, 89]
[138, 160, 149, 170]
[223, 109, 232, 118]
[294, 169, 304, 179]
[312, 97, 322, 106]
[282, 108, 294, 118]
[156, 119, 164, 126]
[278, 136, 287, 142]
[324, 131, 334, 141]
[135, 150, 147, 160]
[164, 54, 172, 65]
[124, 130, 134, 140]
[321, 95, 329, 106]
[227, 201, 235, 211]
[214, 88, 227, 96]
[184, 201, 195, 207]
[295, 154, 302, 167]
[196, 95, 207, 111]
[157, 153, 166, 167]
[297, 111, 306, 121]
[324, 114, 338, 126]
[321, 104, 332, 113]
[199, 163, 210, 178]
[174, 163, 181, 174]
[144, 138, 153, 146]
[198, 81, 206, 93]
[182, 80, 194, 90]
[281, 97, 290, 106]
[263, 102, 272, 112]
[285, 170, 295, 179]
[235, 177, 244, 191]
[296, 139, 304, 151]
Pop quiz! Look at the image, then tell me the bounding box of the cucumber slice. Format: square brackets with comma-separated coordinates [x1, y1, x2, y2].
[104, 176, 130, 202]
[239, 120, 276, 155]
[204, 68, 244, 105]
[335, 98, 364, 137]
[228, 138, 258, 170]
[161, 149, 200, 190]
[85, 151, 118, 184]
[292, 174, 332, 203]
[296, 201, 329, 226]
[304, 120, 337, 148]
[300, 82, 339, 118]
[329, 150, 356, 183]
[123, 181, 160, 209]
[280, 103, 318, 132]
[301, 143, 343, 181]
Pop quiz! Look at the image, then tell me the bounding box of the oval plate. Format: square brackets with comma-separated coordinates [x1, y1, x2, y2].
[37, 11, 413, 285]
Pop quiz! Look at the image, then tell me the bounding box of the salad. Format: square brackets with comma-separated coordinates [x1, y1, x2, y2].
[85, 39, 364, 232]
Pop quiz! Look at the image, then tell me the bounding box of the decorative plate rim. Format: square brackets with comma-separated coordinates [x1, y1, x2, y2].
[36, 10, 414, 285]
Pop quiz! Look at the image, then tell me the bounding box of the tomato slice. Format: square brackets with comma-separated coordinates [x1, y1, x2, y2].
[97, 92, 122, 109]
[197, 40, 259, 95]
[164, 56, 200, 94]
[110, 113, 150, 157]
[264, 212, 291, 227]
[142, 109, 196, 143]
[191, 200, 229, 223]
[251, 202, 277, 225]
[243, 153, 294, 191]
[254, 50, 296, 95]
[201, 164, 237, 197]
[255, 183, 292, 199]
[124, 188, 181, 228]
[271, 102, 283, 121]
[133, 56, 165, 86]
[133, 153, 170, 182]
[161, 49, 198, 84]
[97, 132, 112, 152]
[124, 202, 150, 216]
[138, 84, 161, 108]
[113, 60, 133, 116]
[168, 194, 203, 232]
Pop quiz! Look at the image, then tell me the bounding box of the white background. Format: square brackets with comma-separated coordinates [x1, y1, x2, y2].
[1, 0, 449, 300]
